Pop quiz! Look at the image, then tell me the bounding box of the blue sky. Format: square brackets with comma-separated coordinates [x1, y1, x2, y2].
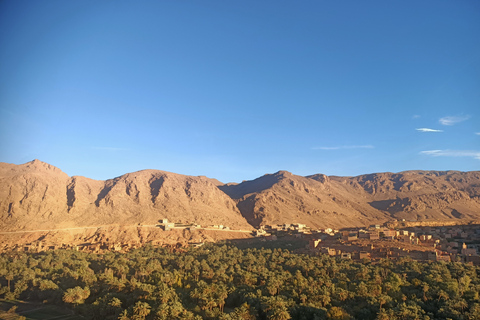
[1, 0, 479, 183]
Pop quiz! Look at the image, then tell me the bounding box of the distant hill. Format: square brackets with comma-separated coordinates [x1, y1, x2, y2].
[1, 160, 479, 231]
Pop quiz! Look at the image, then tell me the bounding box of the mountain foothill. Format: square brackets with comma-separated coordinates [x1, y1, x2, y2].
[1, 160, 480, 232]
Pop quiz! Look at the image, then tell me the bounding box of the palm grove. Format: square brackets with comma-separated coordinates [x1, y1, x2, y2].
[1, 243, 480, 319]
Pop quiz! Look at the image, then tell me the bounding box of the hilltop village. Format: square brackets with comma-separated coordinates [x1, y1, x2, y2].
[3, 219, 480, 266]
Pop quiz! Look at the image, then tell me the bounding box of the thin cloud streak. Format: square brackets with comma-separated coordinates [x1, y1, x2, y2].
[420, 149, 480, 160]
[439, 115, 470, 126]
[416, 128, 443, 133]
[312, 145, 374, 150]
[475, 132, 480, 136]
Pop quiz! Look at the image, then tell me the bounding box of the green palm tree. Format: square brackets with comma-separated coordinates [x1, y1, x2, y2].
[132, 301, 151, 320]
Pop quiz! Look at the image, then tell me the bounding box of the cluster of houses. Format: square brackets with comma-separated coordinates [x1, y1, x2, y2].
[0, 219, 235, 253]
[307, 224, 480, 265]
[409, 225, 480, 264]
[4, 219, 480, 266]
[254, 223, 310, 238]
[158, 219, 230, 231]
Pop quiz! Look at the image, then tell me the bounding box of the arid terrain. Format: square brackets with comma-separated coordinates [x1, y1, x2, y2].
[0, 160, 251, 231]
[1, 160, 480, 246]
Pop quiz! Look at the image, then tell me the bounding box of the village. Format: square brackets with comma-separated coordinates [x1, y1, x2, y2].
[254, 222, 480, 265]
[2, 219, 480, 266]
[0, 219, 250, 254]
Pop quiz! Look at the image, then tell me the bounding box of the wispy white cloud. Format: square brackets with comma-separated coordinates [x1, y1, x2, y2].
[475, 132, 480, 136]
[416, 128, 443, 133]
[92, 147, 129, 152]
[439, 115, 470, 126]
[412, 115, 421, 119]
[420, 149, 480, 160]
[312, 145, 374, 150]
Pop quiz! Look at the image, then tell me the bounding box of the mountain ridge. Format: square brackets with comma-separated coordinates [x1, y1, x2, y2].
[1, 160, 479, 231]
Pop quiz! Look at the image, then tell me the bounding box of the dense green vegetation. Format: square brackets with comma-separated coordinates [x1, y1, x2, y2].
[0, 244, 479, 320]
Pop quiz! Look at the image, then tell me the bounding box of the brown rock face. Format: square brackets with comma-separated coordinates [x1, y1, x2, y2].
[0, 160, 71, 229]
[221, 170, 480, 228]
[333, 171, 480, 222]
[0, 160, 251, 231]
[220, 171, 389, 228]
[1, 161, 479, 232]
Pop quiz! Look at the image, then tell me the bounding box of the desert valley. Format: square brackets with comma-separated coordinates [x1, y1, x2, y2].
[2, 161, 480, 319]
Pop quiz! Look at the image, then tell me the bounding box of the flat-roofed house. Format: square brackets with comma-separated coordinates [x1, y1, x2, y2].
[341, 252, 351, 259]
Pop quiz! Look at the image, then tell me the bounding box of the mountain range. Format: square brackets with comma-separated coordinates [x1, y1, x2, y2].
[1, 160, 480, 231]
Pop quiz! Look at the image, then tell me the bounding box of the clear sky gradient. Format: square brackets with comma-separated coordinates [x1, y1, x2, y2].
[1, 1, 479, 183]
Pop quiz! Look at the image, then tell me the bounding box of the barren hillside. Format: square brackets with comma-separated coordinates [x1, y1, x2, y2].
[219, 170, 480, 228]
[219, 171, 389, 228]
[1, 160, 479, 233]
[330, 170, 480, 222]
[0, 160, 252, 231]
